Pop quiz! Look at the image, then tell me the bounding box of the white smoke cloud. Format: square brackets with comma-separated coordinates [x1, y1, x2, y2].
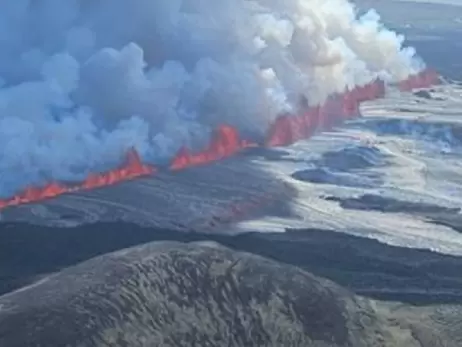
[0, 0, 425, 196]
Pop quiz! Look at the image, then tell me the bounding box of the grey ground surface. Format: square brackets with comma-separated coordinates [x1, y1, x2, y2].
[0, 241, 460, 347]
[0, 154, 295, 230]
[1, 1, 461, 346]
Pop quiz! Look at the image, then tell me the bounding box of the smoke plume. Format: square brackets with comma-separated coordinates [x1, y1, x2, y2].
[0, 0, 424, 196]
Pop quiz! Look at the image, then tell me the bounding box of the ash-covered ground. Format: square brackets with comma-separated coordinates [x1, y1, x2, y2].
[2, 0, 462, 346]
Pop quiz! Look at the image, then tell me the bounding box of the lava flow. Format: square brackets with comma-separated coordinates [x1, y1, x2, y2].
[0, 69, 441, 211]
[170, 124, 257, 170]
[0, 149, 156, 210]
[398, 69, 440, 92]
[265, 79, 386, 147]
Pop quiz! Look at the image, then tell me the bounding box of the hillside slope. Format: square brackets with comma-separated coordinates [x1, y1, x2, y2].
[0, 241, 460, 347]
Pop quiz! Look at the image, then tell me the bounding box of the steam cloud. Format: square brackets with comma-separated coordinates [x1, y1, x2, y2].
[0, 0, 424, 196]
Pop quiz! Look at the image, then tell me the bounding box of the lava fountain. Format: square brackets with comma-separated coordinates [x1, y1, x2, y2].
[0, 149, 155, 210]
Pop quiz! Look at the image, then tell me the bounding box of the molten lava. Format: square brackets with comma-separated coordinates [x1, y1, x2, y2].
[398, 69, 440, 92]
[0, 69, 440, 210]
[342, 91, 360, 119]
[82, 149, 154, 189]
[265, 114, 299, 147]
[264, 79, 383, 147]
[170, 124, 256, 170]
[0, 148, 155, 210]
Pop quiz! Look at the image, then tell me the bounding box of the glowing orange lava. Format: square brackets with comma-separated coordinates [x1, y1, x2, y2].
[0, 148, 155, 210]
[0, 69, 440, 211]
[170, 124, 257, 170]
[398, 69, 440, 92]
[265, 79, 387, 147]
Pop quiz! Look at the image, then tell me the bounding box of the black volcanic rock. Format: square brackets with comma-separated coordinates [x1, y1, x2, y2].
[317, 145, 387, 171]
[0, 241, 460, 347]
[0, 155, 295, 231]
[359, 118, 462, 147]
[324, 194, 460, 215]
[414, 90, 433, 99]
[0, 241, 354, 347]
[292, 168, 381, 188]
[2, 222, 462, 305]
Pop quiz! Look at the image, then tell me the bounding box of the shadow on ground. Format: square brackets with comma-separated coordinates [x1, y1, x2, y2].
[1, 221, 461, 305]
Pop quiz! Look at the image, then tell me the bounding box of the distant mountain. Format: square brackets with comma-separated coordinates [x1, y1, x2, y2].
[0, 241, 460, 347]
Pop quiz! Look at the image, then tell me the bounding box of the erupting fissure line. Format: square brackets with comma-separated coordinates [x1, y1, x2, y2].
[0, 149, 156, 210]
[170, 125, 258, 171]
[0, 69, 440, 211]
